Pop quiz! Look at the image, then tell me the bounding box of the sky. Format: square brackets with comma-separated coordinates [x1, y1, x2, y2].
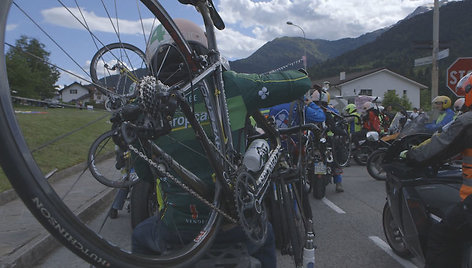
[5, 0, 461, 87]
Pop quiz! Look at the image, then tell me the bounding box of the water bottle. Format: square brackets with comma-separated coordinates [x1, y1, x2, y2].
[242, 139, 269, 172]
[302, 231, 315, 268]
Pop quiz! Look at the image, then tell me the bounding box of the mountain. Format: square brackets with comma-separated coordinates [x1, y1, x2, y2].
[229, 1, 454, 76]
[307, 0, 472, 99]
[229, 29, 385, 74]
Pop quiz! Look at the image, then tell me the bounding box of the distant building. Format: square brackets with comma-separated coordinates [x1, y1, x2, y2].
[312, 68, 427, 109]
[59, 82, 105, 104]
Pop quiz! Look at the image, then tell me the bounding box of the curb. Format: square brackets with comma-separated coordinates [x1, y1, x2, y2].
[0, 187, 115, 268]
[0, 161, 97, 206]
[0, 189, 17, 206]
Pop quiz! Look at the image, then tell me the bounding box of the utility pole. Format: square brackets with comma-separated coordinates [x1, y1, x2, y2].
[431, 0, 439, 100]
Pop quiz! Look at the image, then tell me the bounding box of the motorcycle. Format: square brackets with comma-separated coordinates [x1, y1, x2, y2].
[381, 126, 472, 266]
[366, 110, 409, 180]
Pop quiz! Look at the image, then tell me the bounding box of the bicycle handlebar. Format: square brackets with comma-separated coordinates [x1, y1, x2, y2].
[247, 123, 320, 141]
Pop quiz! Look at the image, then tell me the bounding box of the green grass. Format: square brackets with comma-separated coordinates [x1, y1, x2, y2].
[0, 106, 112, 192]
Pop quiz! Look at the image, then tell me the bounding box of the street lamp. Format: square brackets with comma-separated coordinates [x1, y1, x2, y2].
[287, 21, 307, 71]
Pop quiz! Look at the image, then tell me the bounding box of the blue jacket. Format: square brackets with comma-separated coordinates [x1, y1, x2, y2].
[425, 108, 455, 132]
[269, 101, 326, 129]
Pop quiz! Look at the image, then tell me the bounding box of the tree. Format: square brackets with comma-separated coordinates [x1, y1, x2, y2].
[382, 90, 411, 111]
[6, 36, 60, 99]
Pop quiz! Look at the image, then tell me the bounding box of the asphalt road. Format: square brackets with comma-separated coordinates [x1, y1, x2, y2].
[33, 164, 420, 268]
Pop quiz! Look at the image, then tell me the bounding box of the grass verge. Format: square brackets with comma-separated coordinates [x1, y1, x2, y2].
[0, 106, 112, 192]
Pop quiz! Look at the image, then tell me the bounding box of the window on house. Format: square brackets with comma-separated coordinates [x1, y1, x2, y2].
[403, 90, 407, 95]
[70, 89, 77, 94]
[359, 89, 372, 96]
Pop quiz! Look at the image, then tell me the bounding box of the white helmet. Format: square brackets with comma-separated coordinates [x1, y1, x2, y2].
[361, 101, 374, 114]
[454, 98, 465, 112]
[311, 90, 330, 104]
[145, 18, 207, 64]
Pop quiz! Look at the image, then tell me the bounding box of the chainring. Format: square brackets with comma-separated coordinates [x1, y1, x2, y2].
[234, 168, 268, 246]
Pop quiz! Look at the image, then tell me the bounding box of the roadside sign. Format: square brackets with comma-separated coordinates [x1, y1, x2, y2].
[414, 49, 449, 67]
[446, 57, 472, 96]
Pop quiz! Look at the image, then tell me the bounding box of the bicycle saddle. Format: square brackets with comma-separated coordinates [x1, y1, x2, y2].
[178, 0, 225, 30]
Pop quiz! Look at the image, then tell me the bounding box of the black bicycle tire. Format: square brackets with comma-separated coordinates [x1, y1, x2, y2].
[332, 134, 351, 167]
[366, 149, 387, 181]
[0, 1, 223, 267]
[281, 181, 304, 266]
[312, 174, 327, 199]
[268, 182, 285, 251]
[88, 130, 140, 188]
[90, 42, 146, 96]
[130, 180, 158, 229]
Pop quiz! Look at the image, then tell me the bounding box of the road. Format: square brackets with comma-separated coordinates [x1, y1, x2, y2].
[33, 164, 420, 268]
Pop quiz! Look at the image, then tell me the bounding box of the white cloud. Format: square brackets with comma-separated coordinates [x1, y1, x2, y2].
[41, 7, 156, 35]
[216, 27, 266, 59]
[216, 0, 461, 58]
[6, 24, 18, 31]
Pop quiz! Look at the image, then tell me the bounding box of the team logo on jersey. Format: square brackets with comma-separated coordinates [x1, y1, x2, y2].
[258, 87, 269, 100]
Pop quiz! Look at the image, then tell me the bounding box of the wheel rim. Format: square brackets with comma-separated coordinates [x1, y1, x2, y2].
[383, 204, 408, 253]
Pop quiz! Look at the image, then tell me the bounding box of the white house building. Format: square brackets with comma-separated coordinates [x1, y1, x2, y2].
[313, 68, 427, 109]
[59, 82, 105, 104]
[59, 82, 90, 103]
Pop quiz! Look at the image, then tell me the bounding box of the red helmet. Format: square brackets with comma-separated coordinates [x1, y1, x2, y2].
[456, 72, 472, 108]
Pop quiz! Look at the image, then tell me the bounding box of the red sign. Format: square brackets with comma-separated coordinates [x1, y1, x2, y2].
[446, 57, 472, 96]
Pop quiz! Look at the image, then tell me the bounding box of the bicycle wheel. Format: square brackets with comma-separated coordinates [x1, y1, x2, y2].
[332, 133, 351, 167]
[0, 1, 223, 267]
[88, 129, 140, 188]
[281, 180, 305, 266]
[130, 180, 159, 229]
[90, 43, 147, 97]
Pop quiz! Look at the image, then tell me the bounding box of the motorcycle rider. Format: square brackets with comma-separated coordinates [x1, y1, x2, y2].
[351, 101, 381, 155]
[361, 101, 382, 133]
[425, 95, 455, 132]
[344, 103, 361, 134]
[402, 74, 472, 268]
[311, 89, 345, 192]
[454, 97, 466, 119]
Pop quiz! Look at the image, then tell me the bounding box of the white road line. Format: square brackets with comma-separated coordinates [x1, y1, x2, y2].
[321, 197, 346, 214]
[369, 236, 418, 268]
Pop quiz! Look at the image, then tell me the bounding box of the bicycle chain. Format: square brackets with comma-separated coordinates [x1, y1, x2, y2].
[128, 143, 238, 224]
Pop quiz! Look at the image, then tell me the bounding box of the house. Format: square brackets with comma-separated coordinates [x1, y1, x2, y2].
[59, 82, 105, 104]
[312, 68, 427, 109]
[59, 82, 90, 103]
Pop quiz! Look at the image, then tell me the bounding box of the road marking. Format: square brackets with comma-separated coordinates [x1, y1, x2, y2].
[321, 197, 346, 214]
[369, 236, 418, 268]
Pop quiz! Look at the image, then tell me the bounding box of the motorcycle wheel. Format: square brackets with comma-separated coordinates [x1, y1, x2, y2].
[312, 174, 327, 200]
[353, 146, 374, 166]
[130, 180, 159, 229]
[382, 202, 412, 258]
[367, 149, 387, 181]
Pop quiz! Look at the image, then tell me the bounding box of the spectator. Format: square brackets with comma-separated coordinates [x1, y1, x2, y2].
[410, 107, 419, 120]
